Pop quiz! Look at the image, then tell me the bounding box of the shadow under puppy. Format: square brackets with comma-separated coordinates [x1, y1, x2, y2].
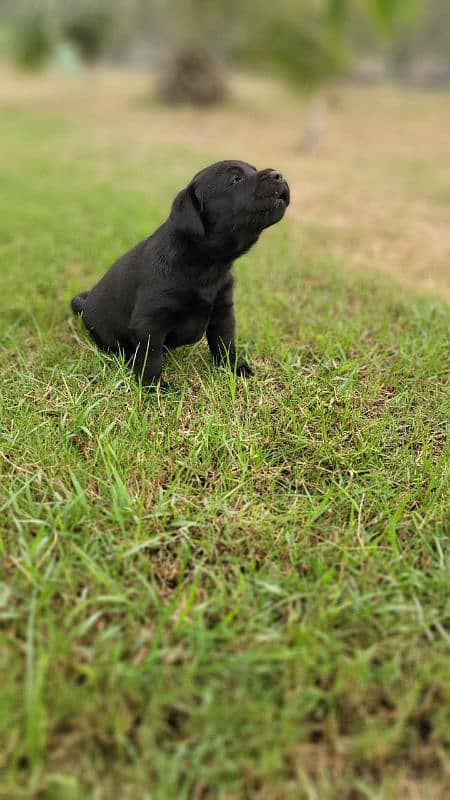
[71, 160, 290, 390]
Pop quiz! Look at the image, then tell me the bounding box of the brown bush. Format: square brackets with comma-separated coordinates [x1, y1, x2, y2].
[158, 47, 227, 107]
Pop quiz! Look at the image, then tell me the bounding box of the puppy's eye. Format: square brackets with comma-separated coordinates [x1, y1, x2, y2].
[230, 174, 243, 185]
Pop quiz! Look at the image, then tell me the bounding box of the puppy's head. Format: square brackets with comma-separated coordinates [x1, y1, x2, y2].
[170, 160, 290, 258]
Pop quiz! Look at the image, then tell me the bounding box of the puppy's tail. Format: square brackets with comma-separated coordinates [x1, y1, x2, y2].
[71, 290, 89, 315]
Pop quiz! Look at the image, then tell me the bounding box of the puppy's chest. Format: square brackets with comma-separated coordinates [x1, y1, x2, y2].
[171, 291, 214, 344]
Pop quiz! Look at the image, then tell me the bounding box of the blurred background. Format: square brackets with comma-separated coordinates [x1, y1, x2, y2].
[1, 0, 449, 297]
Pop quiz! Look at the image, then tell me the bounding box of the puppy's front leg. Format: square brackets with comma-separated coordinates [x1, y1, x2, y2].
[206, 282, 253, 377]
[132, 337, 167, 389]
[129, 313, 168, 389]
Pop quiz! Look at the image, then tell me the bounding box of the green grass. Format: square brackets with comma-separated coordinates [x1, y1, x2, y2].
[1, 105, 449, 800]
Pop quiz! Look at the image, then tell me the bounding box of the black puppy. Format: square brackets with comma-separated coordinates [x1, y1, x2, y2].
[71, 160, 290, 389]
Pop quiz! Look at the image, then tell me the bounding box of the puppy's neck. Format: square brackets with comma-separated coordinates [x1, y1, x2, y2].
[166, 226, 228, 272]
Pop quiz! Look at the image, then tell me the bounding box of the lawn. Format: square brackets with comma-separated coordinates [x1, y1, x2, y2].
[0, 74, 449, 799]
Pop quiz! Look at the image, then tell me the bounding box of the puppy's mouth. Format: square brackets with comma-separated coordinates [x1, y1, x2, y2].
[257, 183, 290, 213]
[275, 186, 290, 206]
[257, 195, 289, 216]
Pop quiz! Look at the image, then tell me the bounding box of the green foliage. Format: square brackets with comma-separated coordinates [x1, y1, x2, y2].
[327, 0, 348, 28]
[223, 0, 423, 89]
[11, 10, 52, 70]
[237, 14, 348, 89]
[4, 0, 116, 68]
[365, 0, 423, 34]
[61, 2, 114, 62]
[325, 0, 413, 34]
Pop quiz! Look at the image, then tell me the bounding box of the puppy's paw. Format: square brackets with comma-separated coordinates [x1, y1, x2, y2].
[235, 361, 254, 378]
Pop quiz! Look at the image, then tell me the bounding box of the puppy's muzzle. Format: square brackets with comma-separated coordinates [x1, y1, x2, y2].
[259, 168, 290, 206]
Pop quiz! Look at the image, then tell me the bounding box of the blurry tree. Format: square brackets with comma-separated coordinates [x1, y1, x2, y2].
[230, 0, 424, 150]
[236, 0, 423, 88]
[1, 0, 116, 68]
[8, 5, 53, 70]
[388, 0, 450, 80]
[61, 1, 114, 63]
[149, 0, 425, 105]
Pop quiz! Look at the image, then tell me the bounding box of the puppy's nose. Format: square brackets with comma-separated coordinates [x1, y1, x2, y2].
[269, 170, 284, 182]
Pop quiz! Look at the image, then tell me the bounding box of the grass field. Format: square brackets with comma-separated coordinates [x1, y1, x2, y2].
[1, 69, 449, 799]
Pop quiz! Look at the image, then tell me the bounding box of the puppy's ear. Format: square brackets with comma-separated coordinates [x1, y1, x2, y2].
[171, 184, 204, 238]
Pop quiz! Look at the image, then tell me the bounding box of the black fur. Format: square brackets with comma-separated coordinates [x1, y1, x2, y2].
[71, 159, 290, 389]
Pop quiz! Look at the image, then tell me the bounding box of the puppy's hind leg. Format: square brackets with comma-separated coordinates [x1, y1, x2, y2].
[71, 290, 90, 315]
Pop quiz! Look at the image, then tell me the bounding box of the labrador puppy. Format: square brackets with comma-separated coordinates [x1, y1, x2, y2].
[71, 160, 290, 389]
